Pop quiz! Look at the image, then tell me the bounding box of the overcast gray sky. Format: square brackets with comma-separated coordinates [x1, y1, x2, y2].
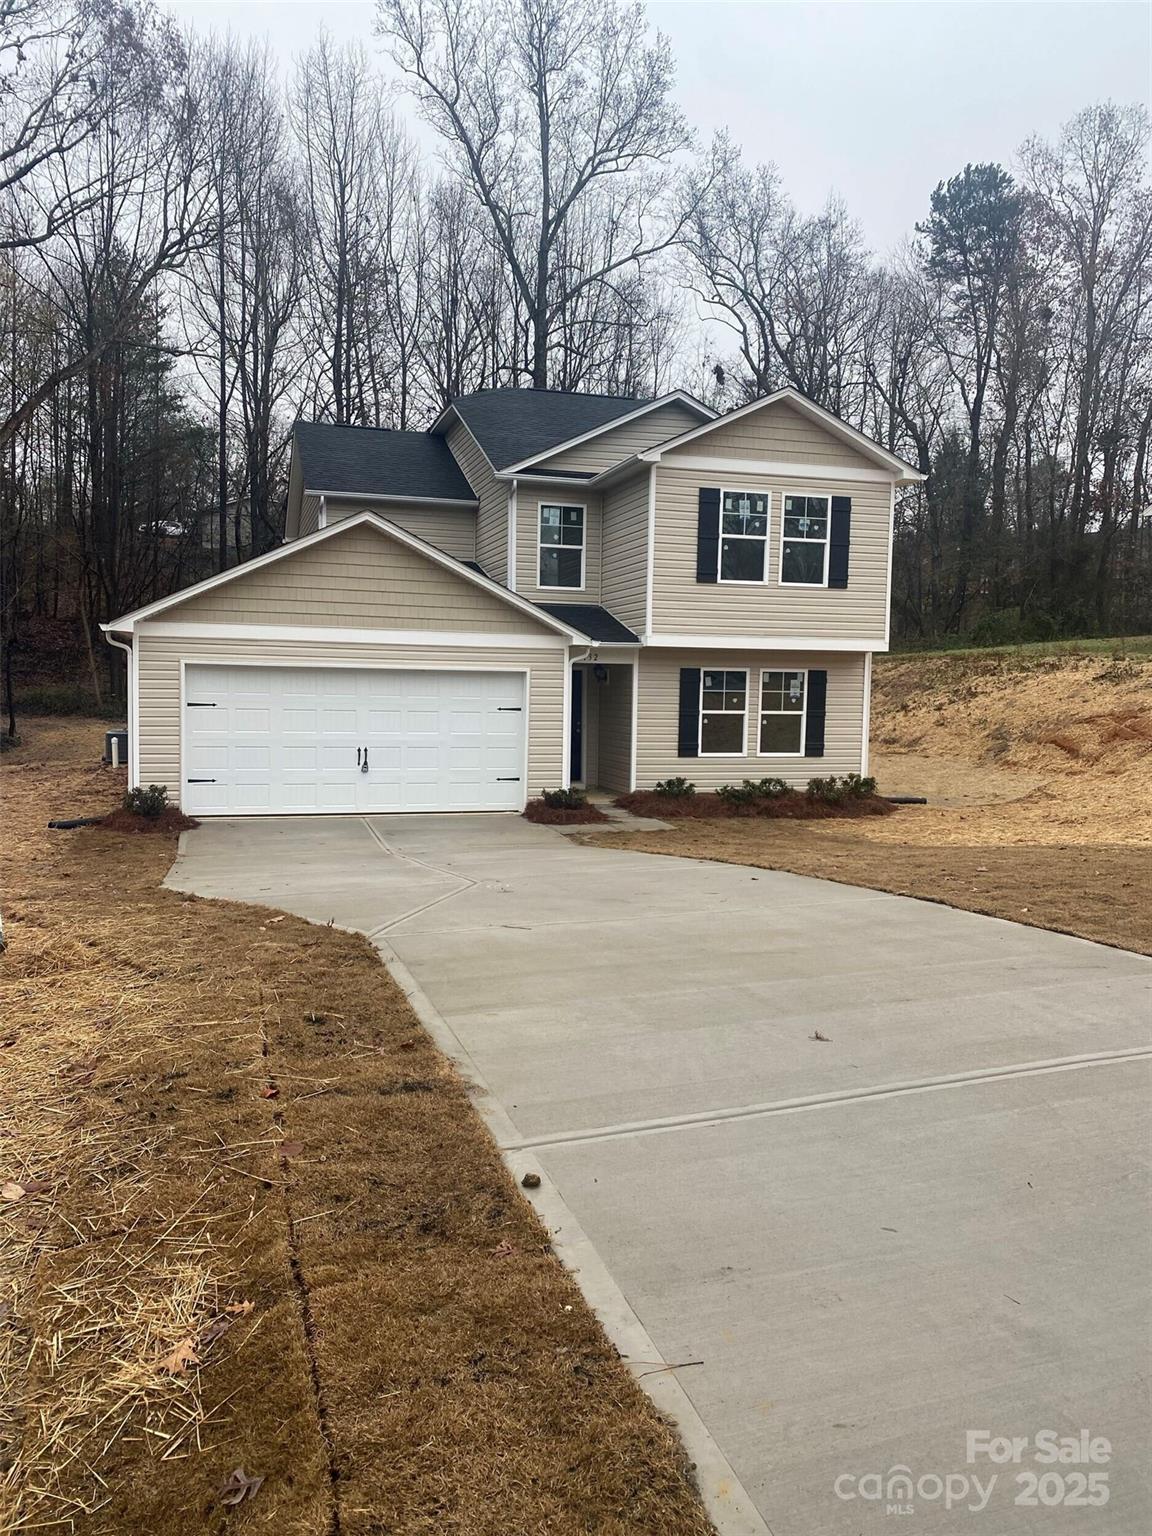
[165, 0, 1150, 253]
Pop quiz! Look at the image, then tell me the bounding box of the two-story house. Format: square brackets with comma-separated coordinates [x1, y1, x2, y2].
[102, 387, 923, 815]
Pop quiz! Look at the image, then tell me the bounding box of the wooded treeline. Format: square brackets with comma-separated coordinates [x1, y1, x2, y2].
[3, 0, 1150, 720]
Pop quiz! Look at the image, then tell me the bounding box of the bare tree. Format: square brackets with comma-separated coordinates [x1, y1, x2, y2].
[378, 0, 694, 389]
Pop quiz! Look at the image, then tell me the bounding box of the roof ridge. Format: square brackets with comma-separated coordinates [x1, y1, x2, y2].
[454, 387, 649, 404]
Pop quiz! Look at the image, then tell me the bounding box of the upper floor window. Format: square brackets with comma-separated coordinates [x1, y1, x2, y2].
[781, 495, 830, 585]
[539, 503, 585, 588]
[720, 489, 770, 582]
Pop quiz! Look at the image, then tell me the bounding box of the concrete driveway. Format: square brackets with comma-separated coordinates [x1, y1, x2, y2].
[167, 814, 1152, 1534]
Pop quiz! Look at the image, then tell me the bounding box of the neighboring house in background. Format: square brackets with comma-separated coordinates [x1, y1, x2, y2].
[102, 387, 924, 816]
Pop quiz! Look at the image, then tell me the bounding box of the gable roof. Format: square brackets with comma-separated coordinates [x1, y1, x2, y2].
[293, 421, 477, 502]
[101, 512, 581, 639]
[640, 387, 926, 481]
[498, 392, 716, 474]
[433, 388, 652, 471]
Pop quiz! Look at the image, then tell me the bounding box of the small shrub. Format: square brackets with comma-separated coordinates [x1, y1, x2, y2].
[122, 784, 170, 819]
[541, 787, 588, 810]
[652, 776, 696, 798]
[806, 773, 877, 805]
[716, 777, 791, 807]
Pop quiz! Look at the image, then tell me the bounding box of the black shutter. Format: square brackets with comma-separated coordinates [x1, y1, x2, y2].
[828, 497, 851, 588]
[696, 488, 721, 582]
[678, 668, 701, 757]
[804, 670, 827, 757]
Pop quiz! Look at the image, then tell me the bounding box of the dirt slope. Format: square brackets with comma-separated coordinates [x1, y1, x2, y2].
[870, 647, 1152, 846]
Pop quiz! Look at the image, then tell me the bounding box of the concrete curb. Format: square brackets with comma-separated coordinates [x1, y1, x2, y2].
[376, 938, 772, 1536]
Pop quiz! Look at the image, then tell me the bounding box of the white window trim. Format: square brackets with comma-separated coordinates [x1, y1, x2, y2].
[698, 667, 749, 757]
[717, 487, 771, 585]
[779, 492, 831, 588]
[757, 668, 808, 758]
[537, 499, 586, 591]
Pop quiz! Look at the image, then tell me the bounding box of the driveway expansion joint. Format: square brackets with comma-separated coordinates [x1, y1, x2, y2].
[502, 1045, 1152, 1151]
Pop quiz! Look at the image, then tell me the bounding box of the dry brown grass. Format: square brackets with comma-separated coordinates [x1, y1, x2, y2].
[588, 650, 1152, 956]
[1, 719, 711, 1535]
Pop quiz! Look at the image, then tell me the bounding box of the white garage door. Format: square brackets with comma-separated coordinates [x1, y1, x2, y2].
[183, 664, 527, 815]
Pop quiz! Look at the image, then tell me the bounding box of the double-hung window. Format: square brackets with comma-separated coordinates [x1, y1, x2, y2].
[700, 669, 747, 755]
[539, 503, 585, 588]
[759, 670, 806, 754]
[780, 495, 830, 585]
[720, 489, 770, 582]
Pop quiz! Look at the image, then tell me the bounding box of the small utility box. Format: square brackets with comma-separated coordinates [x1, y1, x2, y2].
[103, 729, 129, 768]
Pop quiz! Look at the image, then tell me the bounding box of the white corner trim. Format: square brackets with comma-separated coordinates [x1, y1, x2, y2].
[885, 482, 896, 649]
[643, 634, 884, 653]
[100, 510, 581, 641]
[507, 483, 518, 589]
[498, 392, 716, 476]
[644, 465, 656, 635]
[628, 656, 640, 792]
[137, 621, 569, 649]
[318, 495, 327, 529]
[561, 660, 573, 791]
[649, 455, 898, 485]
[861, 651, 873, 776]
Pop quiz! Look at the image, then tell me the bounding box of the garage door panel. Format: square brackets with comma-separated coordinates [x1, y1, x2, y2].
[183, 664, 527, 815]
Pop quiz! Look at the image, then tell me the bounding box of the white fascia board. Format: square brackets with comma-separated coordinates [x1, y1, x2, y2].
[498, 393, 716, 476]
[101, 510, 581, 641]
[650, 455, 901, 485]
[310, 489, 479, 510]
[639, 387, 925, 480]
[137, 621, 569, 649]
[641, 633, 884, 653]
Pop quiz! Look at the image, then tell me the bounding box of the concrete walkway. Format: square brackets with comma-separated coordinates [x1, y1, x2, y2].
[168, 814, 1152, 1534]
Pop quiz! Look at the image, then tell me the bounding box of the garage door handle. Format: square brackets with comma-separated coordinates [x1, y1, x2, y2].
[187, 701, 216, 707]
[496, 776, 521, 782]
[187, 778, 216, 783]
[361, 746, 369, 773]
[496, 706, 522, 712]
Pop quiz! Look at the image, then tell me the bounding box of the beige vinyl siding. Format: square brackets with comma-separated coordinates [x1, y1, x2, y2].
[635, 650, 866, 789]
[298, 493, 322, 539]
[323, 498, 477, 561]
[166, 524, 551, 635]
[136, 634, 565, 804]
[516, 484, 602, 603]
[446, 419, 507, 580]
[535, 401, 707, 474]
[650, 465, 890, 642]
[594, 664, 634, 792]
[600, 468, 649, 633]
[670, 401, 875, 467]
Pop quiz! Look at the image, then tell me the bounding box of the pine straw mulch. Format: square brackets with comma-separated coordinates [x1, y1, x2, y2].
[522, 799, 609, 825]
[612, 790, 893, 821]
[0, 719, 712, 1536]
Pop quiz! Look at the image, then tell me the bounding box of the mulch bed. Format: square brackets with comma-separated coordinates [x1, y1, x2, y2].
[523, 799, 610, 824]
[614, 790, 895, 821]
[96, 806, 200, 834]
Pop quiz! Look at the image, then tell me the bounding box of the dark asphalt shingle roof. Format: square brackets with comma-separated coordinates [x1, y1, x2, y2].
[448, 389, 649, 471]
[294, 421, 477, 502]
[533, 603, 639, 644]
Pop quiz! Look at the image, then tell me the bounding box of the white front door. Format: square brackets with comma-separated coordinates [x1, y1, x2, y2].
[183, 663, 527, 815]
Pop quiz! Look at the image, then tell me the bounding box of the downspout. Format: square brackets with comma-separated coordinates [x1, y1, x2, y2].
[104, 631, 136, 787]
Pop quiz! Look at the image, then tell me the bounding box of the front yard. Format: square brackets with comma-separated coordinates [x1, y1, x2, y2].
[0, 721, 711, 1534]
[592, 646, 1152, 957]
